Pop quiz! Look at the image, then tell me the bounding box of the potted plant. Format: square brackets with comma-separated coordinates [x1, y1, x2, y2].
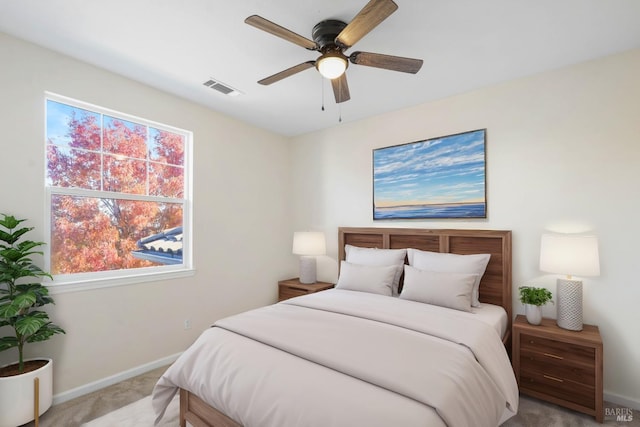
[0, 214, 65, 427]
[519, 286, 553, 325]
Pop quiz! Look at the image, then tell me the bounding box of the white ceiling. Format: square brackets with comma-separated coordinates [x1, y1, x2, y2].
[1, 0, 639, 136]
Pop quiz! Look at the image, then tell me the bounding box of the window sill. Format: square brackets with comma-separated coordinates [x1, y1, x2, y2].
[46, 268, 196, 294]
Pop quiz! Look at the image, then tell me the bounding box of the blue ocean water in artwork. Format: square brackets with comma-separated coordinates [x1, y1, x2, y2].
[374, 203, 486, 220]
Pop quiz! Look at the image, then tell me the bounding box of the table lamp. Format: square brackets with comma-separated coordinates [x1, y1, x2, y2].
[292, 231, 326, 284]
[539, 233, 600, 331]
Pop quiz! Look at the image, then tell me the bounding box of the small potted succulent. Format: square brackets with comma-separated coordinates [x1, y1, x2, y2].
[518, 286, 553, 325]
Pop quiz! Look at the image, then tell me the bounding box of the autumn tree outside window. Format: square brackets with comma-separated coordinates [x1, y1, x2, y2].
[45, 94, 192, 291]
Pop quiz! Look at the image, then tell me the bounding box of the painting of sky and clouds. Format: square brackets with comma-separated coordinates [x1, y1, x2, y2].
[373, 129, 486, 219]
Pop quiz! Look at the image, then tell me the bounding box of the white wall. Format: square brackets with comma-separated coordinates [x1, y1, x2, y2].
[290, 48, 640, 407]
[0, 33, 294, 395]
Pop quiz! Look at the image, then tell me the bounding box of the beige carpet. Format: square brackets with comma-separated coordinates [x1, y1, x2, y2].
[82, 391, 639, 427]
[81, 395, 178, 427]
[503, 397, 638, 427]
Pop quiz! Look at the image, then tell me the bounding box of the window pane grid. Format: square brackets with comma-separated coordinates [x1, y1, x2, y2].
[48, 186, 185, 205]
[45, 93, 191, 284]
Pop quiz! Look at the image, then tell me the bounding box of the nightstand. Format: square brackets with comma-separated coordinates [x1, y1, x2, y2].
[512, 315, 603, 423]
[278, 278, 334, 302]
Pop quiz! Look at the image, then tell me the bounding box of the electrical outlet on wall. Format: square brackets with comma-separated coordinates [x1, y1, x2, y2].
[184, 319, 191, 330]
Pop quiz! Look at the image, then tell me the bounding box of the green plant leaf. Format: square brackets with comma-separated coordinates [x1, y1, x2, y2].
[0, 302, 19, 318]
[27, 323, 65, 343]
[0, 248, 24, 262]
[16, 284, 54, 306]
[0, 336, 19, 351]
[0, 214, 24, 231]
[17, 240, 45, 252]
[0, 227, 32, 245]
[0, 302, 10, 315]
[13, 291, 37, 309]
[0, 230, 14, 244]
[0, 249, 43, 263]
[0, 272, 15, 284]
[0, 262, 51, 281]
[15, 311, 49, 336]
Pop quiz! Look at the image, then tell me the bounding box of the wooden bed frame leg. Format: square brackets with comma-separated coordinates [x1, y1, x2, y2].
[34, 376, 40, 427]
[180, 388, 187, 427]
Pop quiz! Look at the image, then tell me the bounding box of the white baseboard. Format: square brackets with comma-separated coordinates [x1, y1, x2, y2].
[52, 352, 182, 405]
[605, 390, 640, 410]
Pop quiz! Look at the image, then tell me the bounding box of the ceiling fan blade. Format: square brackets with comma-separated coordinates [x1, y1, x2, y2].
[258, 61, 316, 86]
[245, 15, 318, 51]
[350, 51, 423, 74]
[335, 0, 398, 49]
[331, 73, 351, 103]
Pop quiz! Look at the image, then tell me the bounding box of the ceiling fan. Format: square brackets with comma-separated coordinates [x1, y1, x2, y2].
[245, 0, 423, 104]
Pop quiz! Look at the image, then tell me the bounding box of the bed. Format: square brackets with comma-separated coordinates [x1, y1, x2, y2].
[152, 227, 517, 427]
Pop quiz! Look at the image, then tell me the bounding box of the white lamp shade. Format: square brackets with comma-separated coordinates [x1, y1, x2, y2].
[539, 234, 600, 277]
[292, 231, 326, 256]
[317, 56, 347, 79]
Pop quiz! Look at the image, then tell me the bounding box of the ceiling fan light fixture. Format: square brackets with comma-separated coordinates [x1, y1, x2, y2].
[247, 0, 421, 103]
[316, 52, 348, 79]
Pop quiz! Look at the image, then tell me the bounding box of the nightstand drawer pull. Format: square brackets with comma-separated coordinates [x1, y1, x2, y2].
[543, 352, 563, 360]
[543, 374, 564, 383]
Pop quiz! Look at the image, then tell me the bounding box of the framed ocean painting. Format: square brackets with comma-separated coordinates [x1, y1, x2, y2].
[373, 129, 486, 220]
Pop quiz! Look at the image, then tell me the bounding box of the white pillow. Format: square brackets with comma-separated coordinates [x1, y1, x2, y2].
[400, 265, 476, 312]
[407, 248, 490, 307]
[345, 244, 407, 296]
[335, 261, 396, 296]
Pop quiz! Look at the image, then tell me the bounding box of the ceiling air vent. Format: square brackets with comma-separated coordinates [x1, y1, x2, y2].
[202, 78, 243, 97]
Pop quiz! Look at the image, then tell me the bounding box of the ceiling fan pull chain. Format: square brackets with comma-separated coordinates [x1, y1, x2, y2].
[338, 81, 342, 122]
[321, 76, 325, 111]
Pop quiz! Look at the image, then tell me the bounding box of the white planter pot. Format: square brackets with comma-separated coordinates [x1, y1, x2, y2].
[524, 304, 543, 325]
[0, 358, 53, 427]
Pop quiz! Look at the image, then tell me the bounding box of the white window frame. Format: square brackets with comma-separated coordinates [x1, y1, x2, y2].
[44, 92, 194, 294]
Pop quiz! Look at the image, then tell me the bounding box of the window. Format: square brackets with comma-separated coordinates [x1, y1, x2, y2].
[45, 93, 192, 291]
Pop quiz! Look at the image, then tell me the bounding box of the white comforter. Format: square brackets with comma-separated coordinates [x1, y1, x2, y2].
[152, 289, 518, 427]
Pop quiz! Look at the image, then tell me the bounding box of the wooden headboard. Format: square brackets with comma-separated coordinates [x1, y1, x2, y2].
[338, 227, 513, 346]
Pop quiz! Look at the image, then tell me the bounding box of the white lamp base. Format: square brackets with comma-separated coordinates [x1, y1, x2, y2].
[556, 278, 583, 331]
[299, 256, 317, 284]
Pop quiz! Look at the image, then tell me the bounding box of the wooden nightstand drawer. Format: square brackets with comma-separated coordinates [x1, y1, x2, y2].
[520, 368, 595, 409]
[279, 287, 309, 300]
[278, 278, 334, 302]
[520, 333, 595, 365]
[520, 348, 595, 386]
